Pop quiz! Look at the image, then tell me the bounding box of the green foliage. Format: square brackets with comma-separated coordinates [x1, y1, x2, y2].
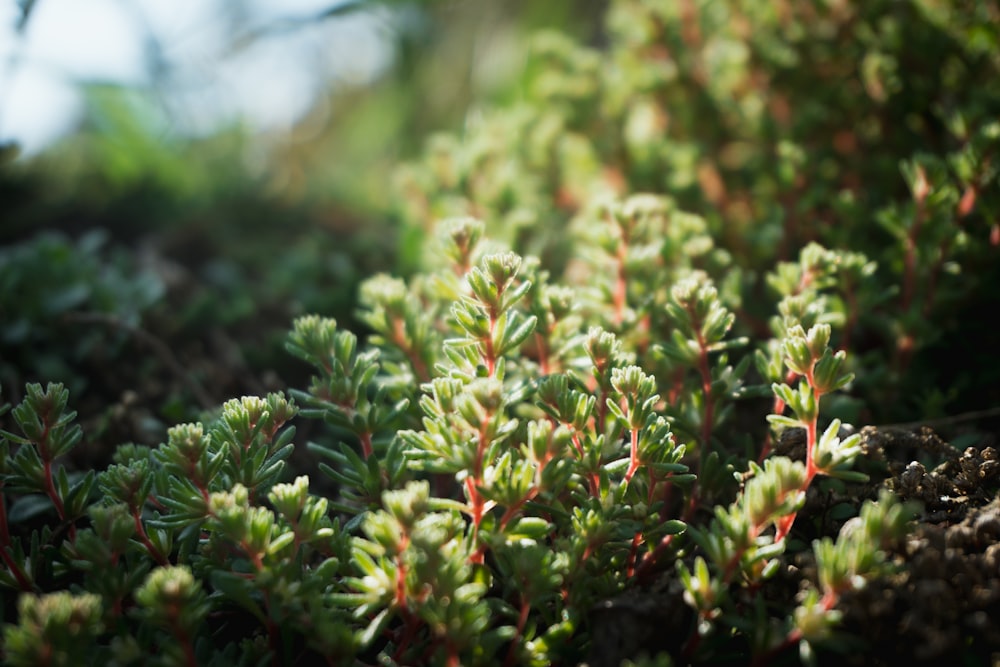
[3, 592, 104, 667]
[0, 231, 164, 393]
[2, 0, 998, 665]
[395, 0, 1000, 422]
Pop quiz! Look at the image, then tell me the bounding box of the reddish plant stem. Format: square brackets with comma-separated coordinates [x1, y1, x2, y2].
[680, 624, 703, 663]
[721, 522, 761, 584]
[263, 592, 281, 667]
[553, 430, 601, 498]
[635, 533, 676, 583]
[0, 480, 34, 593]
[392, 610, 421, 664]
[238, 538, 265, 573]
[774, 368, 824, 544]
[696, 334, 715, 462]
[0, 542, 34, 592]
[238, 542, 281, 665]
[359, 431, 374, 460]
[566, 429, 600, 497]
[166, 617, 199, 667]
[466, 477, 486, 565]
[395, 535, 411, 610]
[445, 641, 460, 667]
[498, 488, 538, 532]
[467, 413, 494, 564]
[750, 589, 839, 667]
[503, 596, 532, 667]
[802, 366, 823, 482]
[42, 460, 74, 541]
[569, 430, 585, 458]
[132, 509, 170, 566]
[625, 531, 644, 578]
[667, 367, 686, 406]
[390, 317, 431, 383]
[147, 493, 170, 512]
[533, 331, 552, 376]
[595, 382, 612, 438]
[624, 427, 641, 483]
[34, 417, 76, 540]
[759, 369, 797, 463]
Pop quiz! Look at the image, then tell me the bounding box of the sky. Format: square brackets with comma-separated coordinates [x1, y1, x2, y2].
[0, 0, 391, 155]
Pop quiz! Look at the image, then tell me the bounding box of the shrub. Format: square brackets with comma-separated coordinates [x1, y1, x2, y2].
[2, 1, 998, 665]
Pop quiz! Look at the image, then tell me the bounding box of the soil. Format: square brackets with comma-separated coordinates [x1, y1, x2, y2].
[588, 425, 1000, 667]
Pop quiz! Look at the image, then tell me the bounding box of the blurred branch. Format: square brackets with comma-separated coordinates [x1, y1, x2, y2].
[15, 0, 38, 31]
[227, 0, 372, 55]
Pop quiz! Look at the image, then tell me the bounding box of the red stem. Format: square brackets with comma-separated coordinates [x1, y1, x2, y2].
[625, 531, 643, 578]
[498, 488, 538, 532]
[466, 477, 486, 565]
[467, 408, 499, 564]
[635, 533, 676, 583]
[624, 428, 641, 483]
[42, 460, 74, 541]
[774, 368, 824, 544]
[133, 510, 170, 567]
[445, 642, 460, 667]
[804, 415, 819, 483]
[395, 536, 410, 610]
[391, 317, 431, 383]
[680, 623, 703, 662]
[503, 596, 532, 667]
[751, 589, 839, 667]
[392, 610, 421, 664]
[0, 545, 34, 592]
[246, 545, 265, 572]
[167, 617, 199, 667]
[567, 429, 600, 497]
[697, 340, 715, 461]
[359, 431, 373, 460]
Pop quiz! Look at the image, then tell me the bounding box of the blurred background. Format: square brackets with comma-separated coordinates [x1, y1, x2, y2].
[1, 0, 604, 201]
[0, 0, 602, 453]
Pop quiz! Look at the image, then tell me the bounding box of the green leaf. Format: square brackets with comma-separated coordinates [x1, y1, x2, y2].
[504, 517, 553, 540]
[210, 570, 266, 624]
[497, 314, 538, 356]
[358, 608, 392, 650]
[7, 495, 55, 523]
[661, 519, 687, 535]
[268, 531, 296, 555]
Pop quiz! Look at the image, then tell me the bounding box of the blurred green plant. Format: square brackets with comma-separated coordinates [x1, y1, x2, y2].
[395, 0, 1000, 424]
[0, 230, 164, 395]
